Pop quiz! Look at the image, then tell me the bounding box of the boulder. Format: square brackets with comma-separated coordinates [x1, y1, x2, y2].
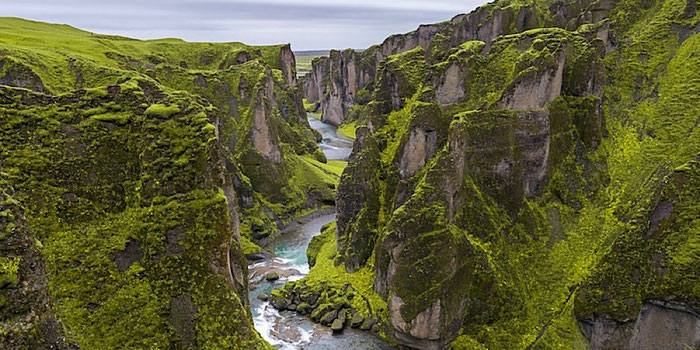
[311, 304, 334, 322]
[301, 292, 320, 307]
[360, 317, 374, 331]
[320, 310, 338, 325]
[265, 272, 280, 281]
[297, 302, 312, 314]
[331, 317, 345, 332]
[256, 293, 269, 301]
[351, 312, 365, 328]
[270, 293, 291, 310]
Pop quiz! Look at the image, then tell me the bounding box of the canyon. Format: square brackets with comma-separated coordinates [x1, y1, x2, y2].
[0, 0, 699, 348]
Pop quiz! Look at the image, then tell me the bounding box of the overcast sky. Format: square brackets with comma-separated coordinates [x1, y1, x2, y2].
[5, 0, 485, 51]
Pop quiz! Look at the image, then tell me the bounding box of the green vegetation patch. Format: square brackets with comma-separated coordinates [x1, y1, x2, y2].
[145, 104, 180, 118]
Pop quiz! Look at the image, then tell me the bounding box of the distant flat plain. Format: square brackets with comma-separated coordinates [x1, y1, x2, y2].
[294, 50, 329, 77]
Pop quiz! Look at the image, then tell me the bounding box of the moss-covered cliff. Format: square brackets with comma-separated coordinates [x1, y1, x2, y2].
[0, 17, 337, 349]
[291, 0, 700, 349]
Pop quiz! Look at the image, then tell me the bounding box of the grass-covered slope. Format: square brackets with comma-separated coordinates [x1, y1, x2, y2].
[285, 0, 699, 349]
[0, 17, 340, 245]
[0, 17, 290, 94]
[0, 17, 338, 349]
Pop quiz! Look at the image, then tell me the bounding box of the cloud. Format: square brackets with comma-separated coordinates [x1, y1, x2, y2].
[4, 0, 484, 50]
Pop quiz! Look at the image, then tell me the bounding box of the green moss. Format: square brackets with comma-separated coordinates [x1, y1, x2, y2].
[145, 104, 180, 118]
[0, 256, 20, 288]
[90, 113, 131, 125]
[240, 236, 262, 256]
[337, 120, 358, 140]
[318, 1, 700, 347]
[373, 47, 428, 111]
[302, 99, 316, 112]
[451, 335, 489, 350]
[306, 222, 333, 267]
[575, 159, 700, 320]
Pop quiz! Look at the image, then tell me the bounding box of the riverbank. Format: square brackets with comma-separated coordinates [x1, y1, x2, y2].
[246, 114, 394, 349]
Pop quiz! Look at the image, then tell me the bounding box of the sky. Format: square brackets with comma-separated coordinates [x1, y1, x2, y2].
[4, 0, 485, 51]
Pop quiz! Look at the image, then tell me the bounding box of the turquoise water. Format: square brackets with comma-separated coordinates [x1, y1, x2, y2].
[246, 116, 394, 349]
[247, 214, 395, 350]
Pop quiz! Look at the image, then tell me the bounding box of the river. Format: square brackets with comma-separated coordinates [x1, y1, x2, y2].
[247, 114, 394, 349]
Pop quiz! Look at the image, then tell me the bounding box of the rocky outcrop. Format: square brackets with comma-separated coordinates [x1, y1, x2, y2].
[329, 11, 612, 348]
[303, 50, 375, 126]
[0, 177, 71, 349]
[452, 109, 551, 204]
[278, 44, 297, 88]
[335, 126, 381, 271]
[0, 59, 46, 93]
[436, 62, 465, 105]
[301, 0, 612, 124]
[374, 152, 497, 349]
[398, 127, 438, 179]
[0, 19, 322, 346]
[496, 53, 566, 110]
[302, 57, 326, 103]
[251, 74, 283, 164]
[579, 301, 700, 350]
[372, 47, 429, 113]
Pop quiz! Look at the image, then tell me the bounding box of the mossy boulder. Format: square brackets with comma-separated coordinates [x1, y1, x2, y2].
[265, 272, 280, 282]
[311, 304, 334, 322]
[350, 312, 365, 328]
[320, 310, 338, 325]
[331, 309, 347, 332]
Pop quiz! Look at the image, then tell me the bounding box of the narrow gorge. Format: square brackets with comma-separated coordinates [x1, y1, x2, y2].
[1, 0, 699, 348]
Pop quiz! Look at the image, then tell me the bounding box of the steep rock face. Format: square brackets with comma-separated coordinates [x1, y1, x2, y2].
[335, 126, 381, 271]
[328, 1, 700, 346]
[301, 0, 611, 124]
[373, 47, 428, 113]
[495, 52, 565, 110]
[302, 57, 327, 103]
[579, 301, 700, 350]
[398, 127, 437, 179]
[278, 44, 297, 88]
[375, 151, 498, 349]
[436, 62, 465, 105]
[451, 109, 551, 204]
[303, 49, 376, 125]
[0, 176, 72, 349]
[372, 105, 562, 348]
[251, 75, 282, 164]
[0, 83, 271, 349]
